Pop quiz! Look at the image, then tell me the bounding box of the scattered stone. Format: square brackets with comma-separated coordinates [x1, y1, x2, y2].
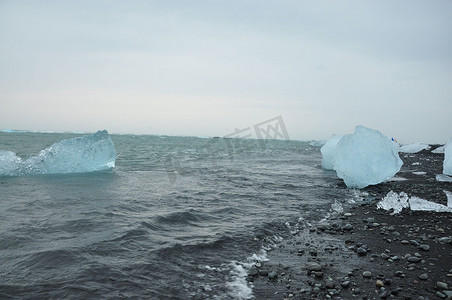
[379, 290, 388, 298]
[438, 237, 452, 244]
[363, 271, 372, 278]
[341, 281, 350, 288]
[305, 262, 322, 272]
[259, 270, 268, 277]
[437, 282, 449, 290]
[343, 223, 353, 231]
[268, 271, 278, 280]
[314, 271, 324, 278]
[436, 291, 446, 299]
[376, 279, 384, 287]
[419, 244, 430, 251]
[357, 247, 367, 256]
[418, 273, 428, 280]
[248, 267, 258, 276]
[401, 240, 410, 245]
[394, 271, 405, 277]
[407, 256, 421, 263]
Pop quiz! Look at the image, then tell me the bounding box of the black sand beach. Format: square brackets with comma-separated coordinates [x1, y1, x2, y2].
[251, 146, 452, 299]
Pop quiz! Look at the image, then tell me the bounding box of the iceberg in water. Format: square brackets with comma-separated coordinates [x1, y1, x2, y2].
[444, 139, 452, 176]
[0, 130, 116, 176]
[320, 135, 343, 170]
[333, 126, 403, 188]
[399, 142, 430, 153]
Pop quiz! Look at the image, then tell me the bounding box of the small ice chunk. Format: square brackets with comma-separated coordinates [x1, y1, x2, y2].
[413, 171, 426, 175]
[445, 190, 452, 208]
[436, 174, 452, 182]
[443, 139, 452, 176]
[377, 191, 409, 214]
[378, 191, 452, 213]
[320, 135, 343, 170]
[432, 145, 445, 154]
[333, 126, 403, 188]
[310, 140, 326, 147]
[409, 196, 452, 213]
[399, 142, 430, 153]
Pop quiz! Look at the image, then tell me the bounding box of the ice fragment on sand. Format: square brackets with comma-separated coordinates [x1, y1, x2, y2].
[333, 126, 403, 188]
[409, 196, 452, 213]
[432, 145, 445, 154]
[320, 134, 342, 170]
[0, 130, 116, 176]
[443, 139, 452, 176]
[436, 174, 452, 183]
[377, 191, 409, 214]
[377, 191, 452, 213]
[399, 142, 430, 153]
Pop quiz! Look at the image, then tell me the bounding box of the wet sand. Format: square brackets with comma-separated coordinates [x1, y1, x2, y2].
[251, 146, 452, 299]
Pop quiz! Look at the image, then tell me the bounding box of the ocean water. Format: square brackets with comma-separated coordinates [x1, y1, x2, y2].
[0, 132, 355, 299]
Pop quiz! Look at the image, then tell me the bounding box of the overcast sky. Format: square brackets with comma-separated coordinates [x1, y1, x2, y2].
[1, 1, 451, 143]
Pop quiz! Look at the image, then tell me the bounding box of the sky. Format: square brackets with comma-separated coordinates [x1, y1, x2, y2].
[1, 0, 451, 144]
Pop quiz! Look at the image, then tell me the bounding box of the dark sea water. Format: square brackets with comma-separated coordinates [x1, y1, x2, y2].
[0, 132, 356, 299]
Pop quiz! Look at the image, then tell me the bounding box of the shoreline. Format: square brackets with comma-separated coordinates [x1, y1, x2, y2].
[250, 148, 452, 299]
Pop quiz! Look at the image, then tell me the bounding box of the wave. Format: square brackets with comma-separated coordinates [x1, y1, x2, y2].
[0, 130, 116, 176]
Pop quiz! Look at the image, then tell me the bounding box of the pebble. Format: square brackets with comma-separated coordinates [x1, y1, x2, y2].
[248, 267, 258, 276]
[418, 273, 428, 280]
[363, 271, 372, 278]
[437, 281, 448, 290]
[341, 281, 350, 288]
[314, 271, 323, 278]
[343, 223, 353, 231]
[305, 262, 322, 272]
[357, 247, 367, 256]
[407, 256, 421, 263]
[419, 244, 430, 251]
[376, 280, 384, 287]
[379, 290, 388, 298]
[435, 291, 446, 299]
[259, 270, 268, 276]
[268, 271, 278, 280]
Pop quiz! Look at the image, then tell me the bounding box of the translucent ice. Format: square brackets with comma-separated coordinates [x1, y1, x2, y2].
[0, 130, 116, 176]
[376, 191, 409, 214]
[377, 190, 452, 213]
[399, 142, 430, 153]
[409, 196, 452, 213]
[320, 135, 343, 170]
[432, 145, 445, 154]
[443, 139, 452, 176]
[0, 150, 22, 175]
[333, 126, 403, 188]
[436, 174, 452, 183]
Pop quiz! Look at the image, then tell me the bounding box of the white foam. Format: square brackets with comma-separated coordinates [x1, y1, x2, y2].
[225, 263, 254, 300]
